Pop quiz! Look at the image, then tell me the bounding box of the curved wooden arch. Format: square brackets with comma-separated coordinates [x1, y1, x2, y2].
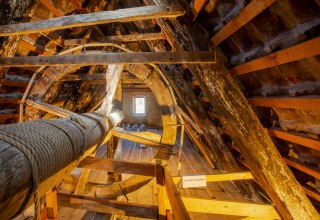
[25, 53, 177, 145]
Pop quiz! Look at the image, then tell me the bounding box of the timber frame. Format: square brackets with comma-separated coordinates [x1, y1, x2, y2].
[0, 0, 319, 219]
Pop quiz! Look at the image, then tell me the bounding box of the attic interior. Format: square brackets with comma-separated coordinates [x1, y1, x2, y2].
[0, 0, 319, 219]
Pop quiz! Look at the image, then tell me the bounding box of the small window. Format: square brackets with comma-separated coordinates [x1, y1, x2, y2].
[133, 96, 146, 116]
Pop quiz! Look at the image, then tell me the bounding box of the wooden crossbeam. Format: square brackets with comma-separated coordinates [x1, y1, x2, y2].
[19, 40, 53, 56]
[26, 99, 72, 117]
[78, 157, 156, 177]
[58, 193, 158, 219]
[0, 113, 19, 120]
[0, 79, 28, 87]
[40, 0, 64, 17]
[61, 73, 105, 81]
[282, 157, 320, 179]
[191, 0, 208, 21]
[64, 33, 164, 45]
[209, 0, 277, 47]
[0, 51, 216, 67]
[268, 128, 320, 151]
[46, 190, 58, 220]
[172, 172, 254, 184]
[248, 96, 320, 110]
[229, 37, 320, 75]
[164, 197, 280, 219]
[0, 5, 185, 36]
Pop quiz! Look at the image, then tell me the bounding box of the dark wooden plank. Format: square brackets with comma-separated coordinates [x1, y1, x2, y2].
[0, 51, 216, 67]
[58, 193, 158, 219]
[229, 37, 320, 75]
[0, 113, 19, 120]
[0, 79, 28, 87]
[248, 96, 320, 110]
[78, 157, 156, 177]
[163, 166, 191, 220]
[283, 157, 320, 180]
[64, 33, 164, 45]
[0, 98, 21, 104]
[209, 0, 277, 47]
[0, 5, 185, 36]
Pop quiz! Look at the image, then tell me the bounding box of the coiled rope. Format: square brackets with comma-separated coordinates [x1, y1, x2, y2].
[0, 117, 86, 219]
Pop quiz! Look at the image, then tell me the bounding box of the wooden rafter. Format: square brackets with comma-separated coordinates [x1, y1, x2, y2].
[26, 100, 72, 117]
[64, 33, 164, 45]
[283, 157, 320, 180]
[268, 128, 320, 151]
[229, 37, 320, 75]
[0, 79, 28, 87]
[0, 98, 21, 104]
[209, 0, 277, 47]
[40, 0, 64, 17]
[0, 113, 19, 120]
[0, 5, 185, 36]
[248, 96, 320, 110]
[0, 51, 216, 67]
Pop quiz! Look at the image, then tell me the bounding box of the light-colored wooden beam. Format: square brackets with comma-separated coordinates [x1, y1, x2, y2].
[58, 193, 158, 219]
[164, 197, 280, 219]
[248, 96, 320, 110]
[26, 99, 71, 118]
[0, 5, 185, 36]
[191, 0, 208, 21]
[229, 37, 320, 75]
[268, 128, 320, 151]
[163, 166, 191, 220]
[78, 157, 156, 176]
[40, 0, 64, 17]
[64, 33, 164, 45]
[210, 0, 277, 47]
[0, 51, 216, 67]
[46, 189, 58, 220]
[282, 157, 320, 180]
[19, 40, 53, 56]
[172, 172, 254, 184]
[156, 163, 166, 220]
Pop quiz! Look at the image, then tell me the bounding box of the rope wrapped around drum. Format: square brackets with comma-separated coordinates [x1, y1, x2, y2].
[0, 111, 122, 220]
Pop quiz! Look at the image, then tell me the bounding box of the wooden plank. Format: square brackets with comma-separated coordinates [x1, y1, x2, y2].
[229, 37, 320, 75]
[46, 190, 58, 220]
[0, 113, 19, 120]
[302, 185, 320, 201]
[209, 0, 277, 47]
[78, 157, 156, 177]
[40, 0, 64, 17]
[191, 0, 208, 21]
[282, 157, 320, 179]
[26, 99, 72, 118]
[64, 33, 164, 45]
[164, 197, 280, 219]
[174, 105, 202, 134]
[248, 96, 320, 110]
[0, 5, 185, 36]
[61, 73, 105, 81]
[0, 51, 216, 67]
[172, 172, 254, 184]
[0, 98, 21, 104]
[268, 128, 320, 151]
[58, 193, 158, 219]
[0, 79, 28, 87]
[156, 163, 166, 220]
[163, 166, 191, 220]
[19, 40, 53, 56]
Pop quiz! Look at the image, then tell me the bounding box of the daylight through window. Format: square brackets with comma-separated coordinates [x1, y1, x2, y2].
[133, 96, 146, 116]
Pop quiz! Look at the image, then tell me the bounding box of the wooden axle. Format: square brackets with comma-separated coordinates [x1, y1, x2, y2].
[0, 111, 122, 220]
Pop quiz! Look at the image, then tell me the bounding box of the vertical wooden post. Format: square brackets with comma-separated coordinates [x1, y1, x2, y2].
[46, 189, 58, 220]
[155, 161, 166, 220]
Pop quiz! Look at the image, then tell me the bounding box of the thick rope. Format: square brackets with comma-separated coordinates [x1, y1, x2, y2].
[0, 118, 86, 219]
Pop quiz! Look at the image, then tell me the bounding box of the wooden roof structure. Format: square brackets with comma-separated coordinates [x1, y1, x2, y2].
[0, 0, 319, 219]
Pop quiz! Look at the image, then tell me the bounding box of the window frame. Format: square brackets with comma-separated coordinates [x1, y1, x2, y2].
[132, 95, 147, 116]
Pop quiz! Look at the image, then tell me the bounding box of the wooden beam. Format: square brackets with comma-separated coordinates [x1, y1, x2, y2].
[58, 193, 158, 219]
[0, 113, 19, 120]
[78, 157, 156, 176]
[282, 157, 320, 179]
[61, 73, 105, 81]
[248, 96, 320, 110]
[191, 0, 208, 21]
[164, 197, 280, 219]
[64, 33, 164, 45]
[229, 37, 320, 75]
[0, 79, 28, 87]
[172, 172, 254, 184]
[0, 98, 21, 104]
[268, 128, 320, 151]
[156, 163, 166, 220]
[19, 40, 53, 56]
[163, 166, 191, 220]
[0, 5, 185, 36]
[46, 189, 58, 220]
[209, 0, 277, 47]
[40, 0, 64, 17]
[302, 185, 320, 201]
[0, 51, 216, 67]
[26, 99, 71, 117]
[112, 127, 173, 152]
